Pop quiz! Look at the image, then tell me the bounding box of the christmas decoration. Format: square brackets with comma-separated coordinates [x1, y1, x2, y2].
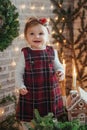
[22, 109, 87, 130]
[50, 0, 87, 94]
[0, 114, 21, 130]
[0, 94, 16, 105]
[66, 87, 87, 125]
[0, 0, 19, 51]
[39, 18, 48, 25]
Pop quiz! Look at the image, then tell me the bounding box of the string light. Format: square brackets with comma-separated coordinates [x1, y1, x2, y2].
[50, 5, 54, 9]
[0, 107, 4, 117]
[62, 17, 65, 21]
[59, 4, 62, 7]
[59, 29, 62, 33]
[55, 16, 58, 21]
[47, 18, 50, 23]
[14, 46, 19, 52]
[30, 5, 35, 10]
[20, 33, 24, 39]
[11, 59, 16, 66]
[20, 4, 26, 9]
[56, 42, 59, 47]
[55, 42, 59, 50]
[51, 31, 55, 35]
[41, 5, 45, 10]
[63, 39, 66, 44]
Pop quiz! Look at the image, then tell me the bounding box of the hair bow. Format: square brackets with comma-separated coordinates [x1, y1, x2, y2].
[39, 18, 48, 25]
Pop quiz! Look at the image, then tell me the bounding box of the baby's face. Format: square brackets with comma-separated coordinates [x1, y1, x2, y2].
[26, 24, 48, 49]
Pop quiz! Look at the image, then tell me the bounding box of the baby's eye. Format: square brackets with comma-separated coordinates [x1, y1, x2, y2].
[39, 32, 44, 35]
[30, 32, 34, 35]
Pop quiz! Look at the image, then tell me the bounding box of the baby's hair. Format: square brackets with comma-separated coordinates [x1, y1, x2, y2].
[24, 17, 49, 38]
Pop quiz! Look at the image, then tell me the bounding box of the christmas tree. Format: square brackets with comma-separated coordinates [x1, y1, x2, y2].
[50, 0, 87, 94]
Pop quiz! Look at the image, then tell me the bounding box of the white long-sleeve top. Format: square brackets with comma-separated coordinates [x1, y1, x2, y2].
[15, 47, 64, 89]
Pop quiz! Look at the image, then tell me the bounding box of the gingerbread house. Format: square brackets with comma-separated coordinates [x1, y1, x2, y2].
[66, 87, 87, 124]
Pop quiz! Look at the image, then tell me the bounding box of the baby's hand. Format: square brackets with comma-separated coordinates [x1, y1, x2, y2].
[19, 88, 28, 95]
[56, 71, 64, 81]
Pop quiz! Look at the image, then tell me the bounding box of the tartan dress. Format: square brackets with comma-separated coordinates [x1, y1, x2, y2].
[16, 46, 63, 122]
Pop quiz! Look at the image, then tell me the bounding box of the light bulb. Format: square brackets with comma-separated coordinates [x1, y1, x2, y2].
[59, 29, 62, 33]
[47, 18, 50, 23]
[20, 33, 24, 39]
[59, 4, 62, 7]
[50, 5, 54, 9]
[52, 31, 55, 35]
[11, 60, 16, 66]
[20, 4, 26, 9]
[14, 47, 19, 52]
[55, 16, 58, 20]
[63, 39, 66, 44]
[30, 5, 35, 10]
[62, 17, 65, 21]
[41, 6, 45, 10]
[0, 107, 4, 116]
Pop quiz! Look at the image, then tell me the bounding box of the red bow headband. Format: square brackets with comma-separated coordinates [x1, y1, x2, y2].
[26, 17, 49, 33]
[27, 17, 48, 26]
[39, 18, 48, 26]
[39, 18, 49, 33]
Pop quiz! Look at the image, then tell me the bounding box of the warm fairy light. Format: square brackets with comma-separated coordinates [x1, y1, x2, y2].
[20, 33, 24, 39]
[0, 107, 4, 116]
[20, 4, 26, 9]
[53, 42, 59, 50]
[63, 39, 66, 44]
[41, 6, 45, 10]
[56, 42, 59, 47]
[59, 29, 62, 33]
[11, 59, 16, 66]
[47, 18, 50, 23]
[16, 18, 19, 22]
[59, 4, 62, 7]
[14, 46, 19, 52]
[55, 16, 58, 20]
[50, 5, 54, 9]
[51, 31, 55, 35]
[62, 17, 65, 21]
[30, 5, 35, 10]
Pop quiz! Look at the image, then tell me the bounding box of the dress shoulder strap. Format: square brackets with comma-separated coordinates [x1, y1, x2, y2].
[46, 46, 54, 56]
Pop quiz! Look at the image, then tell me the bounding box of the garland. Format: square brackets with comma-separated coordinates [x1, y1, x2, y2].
[0, 0, 19, 51]
[23, 109, 87, 130]
[0, 94, 16, 105]
[0, 114, 21, 130]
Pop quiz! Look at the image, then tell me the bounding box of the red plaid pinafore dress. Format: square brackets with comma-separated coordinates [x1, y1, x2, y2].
[16, 46, 63, 121]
